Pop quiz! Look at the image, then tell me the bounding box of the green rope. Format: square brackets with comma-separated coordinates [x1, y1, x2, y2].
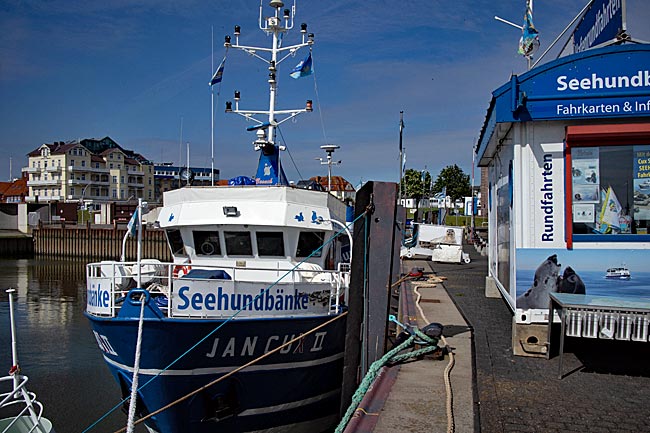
[335, 327, 440, 433]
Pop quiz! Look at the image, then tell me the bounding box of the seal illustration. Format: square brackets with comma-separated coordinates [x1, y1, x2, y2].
[443, 229, 457, 244]
[516, 254, 561, 309]
[557, 266, 586, 294]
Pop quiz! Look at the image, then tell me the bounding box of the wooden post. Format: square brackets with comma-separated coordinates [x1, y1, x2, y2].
[339, 181, 400, 416]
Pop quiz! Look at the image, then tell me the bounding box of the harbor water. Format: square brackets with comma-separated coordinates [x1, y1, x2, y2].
[0, 258, 147, 432]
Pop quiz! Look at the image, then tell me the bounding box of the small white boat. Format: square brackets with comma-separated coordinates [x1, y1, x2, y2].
[1, 290, 54, 433]
[605, 266, 631, 280]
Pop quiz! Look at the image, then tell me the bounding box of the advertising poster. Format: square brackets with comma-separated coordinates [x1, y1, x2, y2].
[633, 145, 650, 225]
[571, 147, 600, 203]
[515, 248, 650, 315]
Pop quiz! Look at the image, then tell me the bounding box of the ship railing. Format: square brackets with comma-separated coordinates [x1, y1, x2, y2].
[330, 262, 351, 315]
[0, 374, 50, 433]
[86, 261, 350, 318]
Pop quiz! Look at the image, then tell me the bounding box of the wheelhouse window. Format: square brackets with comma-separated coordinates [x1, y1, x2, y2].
[567, 124, 650, 241]
[166, 229, 187, 256]
[193, 231, 221, 256]
[224, 231, 253, 256]
[296, 231, 324, 257]
[256, 232, 285, 257]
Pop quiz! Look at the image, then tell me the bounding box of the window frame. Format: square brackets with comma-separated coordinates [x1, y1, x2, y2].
[296, 231, 324, 258]
[255, 231, 286, 257]
[224, 231, 253, 256]
[565, 123, 650, 248]
[166, 229, 187, 257]
[192, 231, 222, 256]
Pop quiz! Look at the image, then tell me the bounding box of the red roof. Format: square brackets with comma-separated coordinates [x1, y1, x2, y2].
[0, 176, 28, 202]
[310, 176, 355, 192]
[0, 182, 11, 195]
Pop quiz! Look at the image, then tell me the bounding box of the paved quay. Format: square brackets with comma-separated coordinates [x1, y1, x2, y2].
[370, 245, 650, 433]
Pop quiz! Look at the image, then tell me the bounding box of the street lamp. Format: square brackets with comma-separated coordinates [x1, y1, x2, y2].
[317, 144, 341, 192]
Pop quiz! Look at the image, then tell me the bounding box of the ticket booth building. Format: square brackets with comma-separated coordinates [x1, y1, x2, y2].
[476, 44, 650, 354]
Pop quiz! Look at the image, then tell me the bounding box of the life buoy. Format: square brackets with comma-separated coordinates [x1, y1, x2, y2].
[173, 265, 192, 278]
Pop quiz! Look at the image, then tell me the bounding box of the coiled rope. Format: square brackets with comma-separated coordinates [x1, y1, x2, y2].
[414, 284, 456, 433]
[335, 320, 440, 433]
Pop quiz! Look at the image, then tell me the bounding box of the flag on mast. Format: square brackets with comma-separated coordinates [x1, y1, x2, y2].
[126, 208, 139, 238]
[399, 114, 405, 153]
[209, 57, 226, 86]
[518, 0, 539, 56]
[290, 52, 313, 79]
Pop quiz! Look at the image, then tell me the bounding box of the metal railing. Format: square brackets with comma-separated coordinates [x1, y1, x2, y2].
[87, 261, 350, 319]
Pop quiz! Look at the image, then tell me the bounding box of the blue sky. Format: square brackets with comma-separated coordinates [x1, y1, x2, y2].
[516, 248, 648, 272]
[2, 0, 649, 188]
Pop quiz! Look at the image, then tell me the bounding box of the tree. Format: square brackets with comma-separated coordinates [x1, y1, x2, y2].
[432, 164, 471, 202]
[401, 168, 432, 222]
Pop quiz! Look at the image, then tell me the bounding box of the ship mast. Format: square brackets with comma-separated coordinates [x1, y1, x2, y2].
[225, 0, 314, 185]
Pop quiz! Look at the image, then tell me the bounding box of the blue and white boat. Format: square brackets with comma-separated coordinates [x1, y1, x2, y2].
[85, 2, 351, 432]
[605, 265, 631, 280]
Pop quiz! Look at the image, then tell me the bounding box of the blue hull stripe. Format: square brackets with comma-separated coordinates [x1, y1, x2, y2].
[238, 389, 340, 416]
[103, 351, 344, 376]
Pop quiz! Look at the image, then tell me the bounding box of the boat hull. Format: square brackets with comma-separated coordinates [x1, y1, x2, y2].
[86, 306, 346, 433]
[605, 275, 631, 280]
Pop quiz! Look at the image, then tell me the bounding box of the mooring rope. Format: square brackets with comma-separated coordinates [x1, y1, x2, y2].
[125, 291, 147, 433]
[334, 323, 440, 433]
[414, 284, 456, 433]
[111, 311, 348, 433]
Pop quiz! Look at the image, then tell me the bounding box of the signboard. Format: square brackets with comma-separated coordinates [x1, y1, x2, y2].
[573, 0, 625, 53]
[633, 145, 650, 224]
[531, 146, 565, 248]
[87, 278, 114, 315]
[171, 279, 332, 318]
[515, 248, 650, 322]
[492, 46, 650, 124]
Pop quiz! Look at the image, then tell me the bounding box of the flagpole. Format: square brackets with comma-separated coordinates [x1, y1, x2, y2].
[470, 146, 476, 243]
[136, 198, 142, 288]
[211, 26, 215, 186]
[398, 110, 404, 204]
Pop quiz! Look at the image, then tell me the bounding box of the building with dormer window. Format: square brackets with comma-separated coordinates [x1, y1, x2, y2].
[23, 137, 154, 204]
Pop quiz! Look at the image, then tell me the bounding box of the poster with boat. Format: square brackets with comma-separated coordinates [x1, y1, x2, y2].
[515, 248, 650, 314]
[571, 147, 600, 203]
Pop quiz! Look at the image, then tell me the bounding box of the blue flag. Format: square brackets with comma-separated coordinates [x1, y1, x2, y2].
[209, 58, 226, 86]
[127, 208, 139, 238]
[518, 2, 539, 56]
[290, 52, 313, 79]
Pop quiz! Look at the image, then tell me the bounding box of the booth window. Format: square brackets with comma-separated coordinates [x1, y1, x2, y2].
[566, 124, 650, 243]
[193, 231, 222, 256]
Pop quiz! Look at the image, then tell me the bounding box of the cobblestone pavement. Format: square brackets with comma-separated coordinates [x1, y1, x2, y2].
[423, 246, 650, 433]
